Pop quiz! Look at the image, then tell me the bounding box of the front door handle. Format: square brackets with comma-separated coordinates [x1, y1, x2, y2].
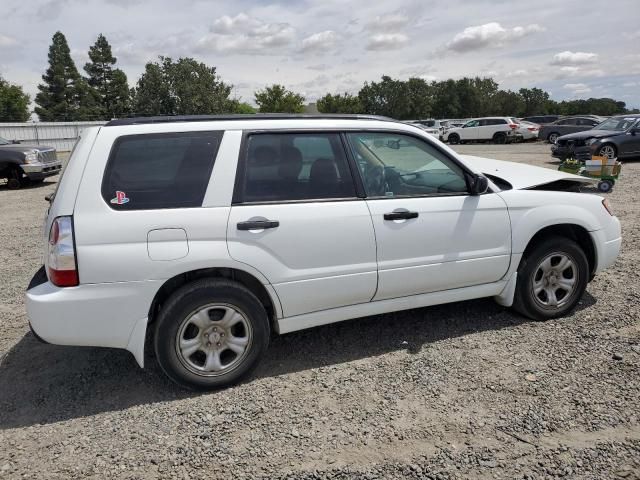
[237, 220, 280, 231]
[384, 211, 419, 221]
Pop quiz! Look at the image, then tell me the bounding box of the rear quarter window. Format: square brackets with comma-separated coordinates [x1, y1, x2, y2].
[101, 131, 222, 210]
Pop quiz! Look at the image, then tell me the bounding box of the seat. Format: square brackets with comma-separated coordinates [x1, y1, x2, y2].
[277, 146, 303, 198]
[309, 158, 340, 197]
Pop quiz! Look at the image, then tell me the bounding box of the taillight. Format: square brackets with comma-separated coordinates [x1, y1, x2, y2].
[509, 123, 518, 129]
[48, 216, 79, 287]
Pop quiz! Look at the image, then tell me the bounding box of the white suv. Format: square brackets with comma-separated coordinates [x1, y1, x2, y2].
[444, 117, 521, 144]
[26, 115, 621, 389]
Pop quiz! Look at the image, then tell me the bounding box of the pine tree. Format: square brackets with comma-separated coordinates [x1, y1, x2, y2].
[35, 31, 99, 121]
[84, 34, 130, 119]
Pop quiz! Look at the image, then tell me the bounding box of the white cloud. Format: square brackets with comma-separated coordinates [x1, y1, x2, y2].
[504, 69, 529, 78]
[623, 81, 638, 87]
[366, 13, 409, 32]
[366, 33, 409, 51]
[197, 13, 295, 54]
[445, 22, 544, 52]
[550, 51, 598, 65]
[301, 30, 339, 52]
[563, 83, 591, 94]
[0, 34, 17, 47]
[554, 65, 604, 79]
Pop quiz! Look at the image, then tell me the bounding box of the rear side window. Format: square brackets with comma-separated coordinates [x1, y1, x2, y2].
[235, 133, 357, 203]
[102, 131, 222, 210]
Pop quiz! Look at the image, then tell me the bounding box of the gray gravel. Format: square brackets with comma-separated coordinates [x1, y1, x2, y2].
[0, 142, 639, 479]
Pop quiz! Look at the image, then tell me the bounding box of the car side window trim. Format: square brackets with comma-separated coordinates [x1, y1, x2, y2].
[232, 129, 361, 205]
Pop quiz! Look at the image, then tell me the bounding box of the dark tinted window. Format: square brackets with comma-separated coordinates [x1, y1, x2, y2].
[102, 131, 221, 210]
[237, 133, 356, 202]
[558, 118, 579, 125]
[578, 118, 598, 126]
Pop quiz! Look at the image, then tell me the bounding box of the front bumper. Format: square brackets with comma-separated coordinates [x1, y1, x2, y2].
[21, 160, 62, 180]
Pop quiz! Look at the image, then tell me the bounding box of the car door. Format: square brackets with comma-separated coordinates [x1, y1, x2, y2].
[345, 131, 511, 301]
[227, 131, 377, 318]
[618, 119, 640, 155]
[460, 120, 480, 141]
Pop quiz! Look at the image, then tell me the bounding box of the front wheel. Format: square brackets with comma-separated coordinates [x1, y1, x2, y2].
[547, 132, 559, 144]
[598, 144, 616, 159]
[154, 278, 270, 390]
[512, 236, 588, 321]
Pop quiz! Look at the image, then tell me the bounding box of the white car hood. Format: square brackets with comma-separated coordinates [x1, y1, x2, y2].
[460, 155, 594, 190]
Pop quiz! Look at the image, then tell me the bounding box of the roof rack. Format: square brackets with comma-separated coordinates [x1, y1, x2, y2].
[105, 113, 395, 127]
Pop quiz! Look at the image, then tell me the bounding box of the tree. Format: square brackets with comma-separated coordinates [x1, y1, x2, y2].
[230, 101, 257, 114]
[132, 56, 234, 116]
[430, 79, 462, 118]
[254, 84, 305, 113]
[35, 31, 99, 121]
[406, 78, 433, 119]
[0, 76, 30, 121]
[519, 87, 550, 116]
[84, 34, 130, 119]
[316, 93, 362, 114]
[358, 76, 411, 119]
[492, 89, 524, 116]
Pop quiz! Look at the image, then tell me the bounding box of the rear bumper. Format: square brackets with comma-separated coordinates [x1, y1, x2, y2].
[22, 160, 62, 179]
[25, 269, 162, 367]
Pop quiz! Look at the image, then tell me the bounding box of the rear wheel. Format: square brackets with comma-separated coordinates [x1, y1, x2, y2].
[512, 236, 588, 321]
[597, 179, 614, 192]
[154, 278, 270, 390]
[493, 132, 506, 144]
[448, 133, 460, 145]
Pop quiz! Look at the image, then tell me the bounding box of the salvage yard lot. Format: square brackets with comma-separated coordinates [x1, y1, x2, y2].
[0, 142, 638, 479]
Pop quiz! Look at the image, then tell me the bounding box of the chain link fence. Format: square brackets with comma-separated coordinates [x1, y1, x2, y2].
[0, 121, 106, 151]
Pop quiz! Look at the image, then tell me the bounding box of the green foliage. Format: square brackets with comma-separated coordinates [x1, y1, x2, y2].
[0, 76, 30, 121]
[316, 92, 362, 114]
[358, 76, 411, 119]
[519, 87, 550, 116]
[254, 84, 305, 113]
[230, 101, 257, 114]
[132, 57, 234, 116]
[35, 31, 100, 121]
[84, 34, 130, 119]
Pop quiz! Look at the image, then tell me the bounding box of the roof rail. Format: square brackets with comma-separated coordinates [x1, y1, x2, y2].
[105, 113, 395, 127]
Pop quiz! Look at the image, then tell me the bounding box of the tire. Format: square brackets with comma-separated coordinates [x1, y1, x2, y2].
[493, 132, 506, 144]
[6, 167, 23, 190]
[512, 236, 589, 321]
[547, 132, 560, 144]
[598, 144, 617, 159]
[448, 133, 460, 145]
[598, 180, 614, 192]
[154, 278, 270, 390]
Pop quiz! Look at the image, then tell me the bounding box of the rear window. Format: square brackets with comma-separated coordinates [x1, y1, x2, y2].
[101, 131, 222, 210]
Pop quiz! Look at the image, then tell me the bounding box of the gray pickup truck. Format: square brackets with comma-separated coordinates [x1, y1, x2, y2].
[0, 136, 62, 189]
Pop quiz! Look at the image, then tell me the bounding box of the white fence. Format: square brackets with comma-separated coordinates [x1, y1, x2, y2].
[0, 121, 106, 152]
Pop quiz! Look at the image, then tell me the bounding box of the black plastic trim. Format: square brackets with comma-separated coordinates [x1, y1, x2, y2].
[27, 265, 48, 291]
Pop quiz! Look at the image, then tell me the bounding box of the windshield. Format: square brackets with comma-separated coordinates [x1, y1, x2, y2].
[594, 117, 638, 131]
[0, 137, 10, 145]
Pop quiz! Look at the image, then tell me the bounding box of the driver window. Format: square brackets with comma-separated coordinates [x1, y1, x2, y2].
[346, 132, 468, 198]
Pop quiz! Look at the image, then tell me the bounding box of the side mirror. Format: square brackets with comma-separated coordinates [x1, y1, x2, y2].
[387, 139, 400, 150]
[631, 128, 639, 136]
[469, 174, 489, 195]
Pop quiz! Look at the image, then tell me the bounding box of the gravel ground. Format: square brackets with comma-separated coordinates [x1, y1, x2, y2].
[0, 141, 639, 479]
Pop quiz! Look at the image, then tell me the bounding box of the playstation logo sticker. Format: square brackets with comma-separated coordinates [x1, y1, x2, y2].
[110, 191, 130, 205]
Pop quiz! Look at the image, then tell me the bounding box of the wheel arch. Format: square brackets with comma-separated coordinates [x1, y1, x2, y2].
[148, 267, 282, 334]
[522, 224, 596, 277]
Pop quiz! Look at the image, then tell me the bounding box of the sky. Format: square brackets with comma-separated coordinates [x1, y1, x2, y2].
[1, 0, 639, 111]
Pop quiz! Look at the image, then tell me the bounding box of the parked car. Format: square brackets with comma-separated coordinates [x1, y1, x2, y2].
[407, 119, 448, 139]
[443, 117, 522, 144]
[517, 120, 540, 141]
[551, 114, 640, 160]
[26, 114, 621, 389]
[0, 137, 61, 189]
[539, 116, 605, 144]
[521, 115, 561, 125]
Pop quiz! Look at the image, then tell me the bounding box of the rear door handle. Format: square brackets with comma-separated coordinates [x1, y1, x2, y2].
[384, 211, 419, 221]
[237, 220, 280, 231]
